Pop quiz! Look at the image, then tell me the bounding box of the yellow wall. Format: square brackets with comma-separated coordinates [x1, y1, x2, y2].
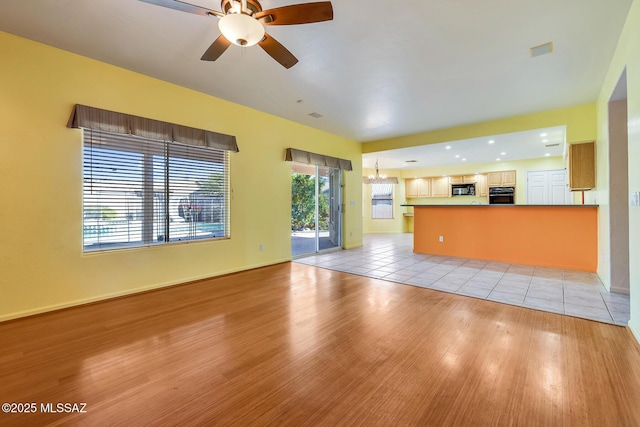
[0, 31, 362, 321]
[364, 157, 566, 234]
[363, 104, 596, 153]
[593, 0, 640, 340]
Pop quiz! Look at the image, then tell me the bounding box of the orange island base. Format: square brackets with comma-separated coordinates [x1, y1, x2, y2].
[404, 204, 598, 272]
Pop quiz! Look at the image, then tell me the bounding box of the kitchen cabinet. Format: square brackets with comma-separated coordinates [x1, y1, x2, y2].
[405, 178, 431, 198]
[568, 141, 595, 190]
[405, 179, 418, 198]
[487, 172, 502, 186]
[431, 176, 450, 197]
[449, 176, 463, 184]
[463, 175, 478, 183]
[502, 170, 516, 186]
[487, 170, 516, 187]
[476, 174, 488, 197]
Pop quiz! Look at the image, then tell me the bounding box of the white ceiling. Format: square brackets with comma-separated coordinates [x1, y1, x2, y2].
[363, 126, 566, 170]
[0, 0, 631, 143]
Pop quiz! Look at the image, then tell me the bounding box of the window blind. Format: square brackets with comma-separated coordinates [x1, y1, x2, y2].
[83, 129, 230, 251]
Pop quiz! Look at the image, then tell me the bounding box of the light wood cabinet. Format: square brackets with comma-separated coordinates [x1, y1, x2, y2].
[487, 170, 516, 187]
[404, 173, 488, 198]
[487, 172, 503, 186]
[405, 179, 418, 198]
[475, 174, 488, 197]
[502, 170, 516, 186]
[405, 178, 431, 198]
[431, 177, 450, 198]
[569, 141, 595, 190]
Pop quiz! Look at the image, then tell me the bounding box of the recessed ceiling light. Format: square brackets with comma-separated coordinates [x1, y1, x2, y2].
[540, 133, 547, 137]
[462, 158, 467, 161]
[545, 153, 551, 157]
[455, 154, 460, 158]
[445, 146, 452, 150]
[500, 152, 506, 155]
[496, 158, 501, 161]
[542, 139, 548, 143]
[488, 140, 495, 144]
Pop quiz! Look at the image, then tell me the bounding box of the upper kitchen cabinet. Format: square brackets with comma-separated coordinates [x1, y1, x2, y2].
[405, 178, 431, 198]
[487, 170, 516, 187]
[476, 174, 488, 197]
[431, 176, 450, 197]
[568, 141, 595, 191]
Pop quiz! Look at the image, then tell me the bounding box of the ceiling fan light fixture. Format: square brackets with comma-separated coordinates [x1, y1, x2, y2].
[218, 14, 265, 46]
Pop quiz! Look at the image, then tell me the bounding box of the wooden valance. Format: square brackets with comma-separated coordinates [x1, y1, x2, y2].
[285, 148, 352, 171]
[67, 104, 239, 152]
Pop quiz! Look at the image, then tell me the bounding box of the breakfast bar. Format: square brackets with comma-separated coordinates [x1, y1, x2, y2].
[403, 204, 598, 272]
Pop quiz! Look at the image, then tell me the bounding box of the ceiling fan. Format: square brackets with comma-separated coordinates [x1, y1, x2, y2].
[140, 0, 333, 68]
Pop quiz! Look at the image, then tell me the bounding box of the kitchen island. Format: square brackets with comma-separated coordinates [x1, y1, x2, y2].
[403, 204, 598, 271]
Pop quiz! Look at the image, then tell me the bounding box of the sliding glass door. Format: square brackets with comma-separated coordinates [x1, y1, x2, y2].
[291, 163, 341, 257]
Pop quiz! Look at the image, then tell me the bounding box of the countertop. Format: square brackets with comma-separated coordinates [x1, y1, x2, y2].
[401, 204, 599, 208]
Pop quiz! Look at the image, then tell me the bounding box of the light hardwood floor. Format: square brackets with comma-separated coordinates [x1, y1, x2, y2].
[1, 263, 639, 426]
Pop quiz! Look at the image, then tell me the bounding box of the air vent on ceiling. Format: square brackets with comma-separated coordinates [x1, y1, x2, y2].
[530, 42, 553, 58]
[308, 112, 323, 119]
[405, 160, 418, 163]
[545, 143, 560, 147]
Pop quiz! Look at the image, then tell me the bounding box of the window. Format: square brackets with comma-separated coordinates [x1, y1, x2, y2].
[371, 183, 393, 219]
[83, 129, 230, 251]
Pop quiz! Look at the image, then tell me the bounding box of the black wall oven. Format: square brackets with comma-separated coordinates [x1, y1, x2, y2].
[489, 186, 515, 204]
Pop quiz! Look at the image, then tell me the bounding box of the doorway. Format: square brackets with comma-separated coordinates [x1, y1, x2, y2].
[607, 69, 630, 294]
[291, 162, 342, 257]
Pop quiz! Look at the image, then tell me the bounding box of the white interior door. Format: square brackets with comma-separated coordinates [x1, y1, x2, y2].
[549, 170, 570, 204]
[527, 169, 569, 205]
[527, 171, 548, 204]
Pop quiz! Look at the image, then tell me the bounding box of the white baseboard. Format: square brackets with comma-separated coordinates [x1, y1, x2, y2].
[630, 319, 640, 347]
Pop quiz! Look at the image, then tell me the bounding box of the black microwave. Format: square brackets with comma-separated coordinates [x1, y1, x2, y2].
[451, 183, 476, 196]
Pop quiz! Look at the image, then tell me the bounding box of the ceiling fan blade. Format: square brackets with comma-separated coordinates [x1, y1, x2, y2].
[258, 34, 299, 69]
[201, 35, 232, 61]
[138, 0, 223, 18]
[255, 2, 333, 25]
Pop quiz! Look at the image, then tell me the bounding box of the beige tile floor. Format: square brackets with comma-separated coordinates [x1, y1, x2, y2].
[294, 233, 631, 326]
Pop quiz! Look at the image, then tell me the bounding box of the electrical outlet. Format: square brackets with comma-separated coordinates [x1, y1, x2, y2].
[349, 231, 353, 238]
[439, 236, 444, 243]
[259, 243, 264, 251]
[631, 192, 640, 207]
